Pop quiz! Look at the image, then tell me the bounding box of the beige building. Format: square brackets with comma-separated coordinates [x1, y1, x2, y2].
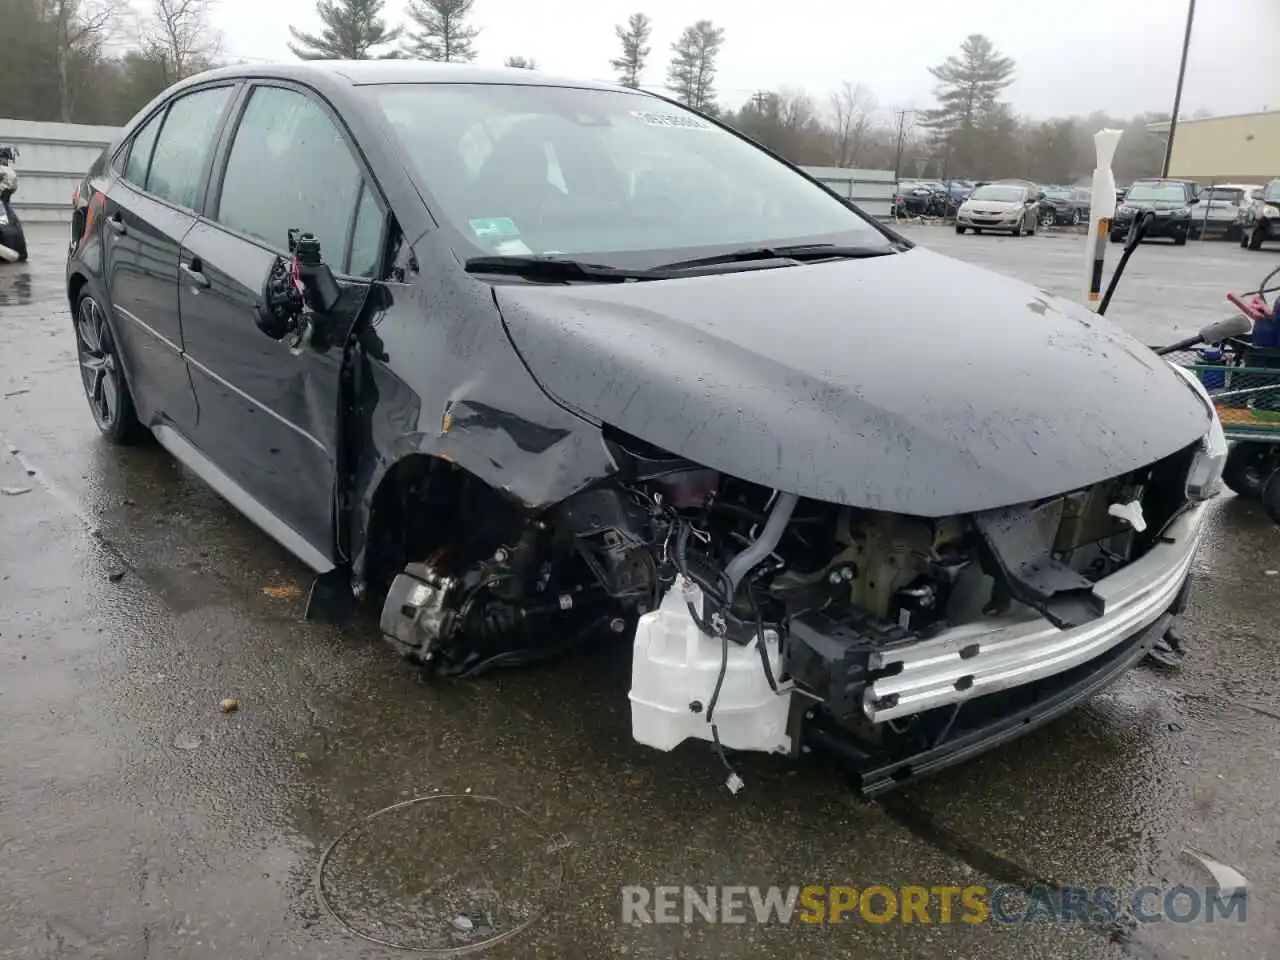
[1148, 111, 1280, 183]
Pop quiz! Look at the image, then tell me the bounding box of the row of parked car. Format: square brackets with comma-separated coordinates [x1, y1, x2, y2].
[895, 174, 1280, 249]
[1112, 179, 1280, 247]
[894, 178, 1098, 232]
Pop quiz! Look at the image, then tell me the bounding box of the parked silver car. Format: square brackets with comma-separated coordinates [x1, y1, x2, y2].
[955, 182, 1043, 236]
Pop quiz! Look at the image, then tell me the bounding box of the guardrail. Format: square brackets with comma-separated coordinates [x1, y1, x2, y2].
[0, 117, 897, 222]
[0, 118, 118, 222]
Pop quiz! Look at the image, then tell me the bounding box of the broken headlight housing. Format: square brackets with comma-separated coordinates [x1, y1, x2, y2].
[1170, 362, 1227, 500]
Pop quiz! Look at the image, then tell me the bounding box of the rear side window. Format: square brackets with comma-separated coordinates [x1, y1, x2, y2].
[1207, 188, 1244, 203]
[1264, 182, 1280, 202]
[216, 85, 362, 265]
[122, 112, 163, 188]
[146, 86, 234, 210]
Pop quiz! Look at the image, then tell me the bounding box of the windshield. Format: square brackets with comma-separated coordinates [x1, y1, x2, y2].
[968, 185, 1023, 203]
[1207, 188, 1244, 202]
[1264, 182, 1280, 202]
[1125, 183, 1186, 202]
[367, 83, 893, 266]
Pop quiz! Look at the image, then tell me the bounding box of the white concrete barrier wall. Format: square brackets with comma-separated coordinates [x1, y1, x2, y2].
[0, 117, 896, 222]
[801, 166, 896, 219]
[0, 119, 119, 222]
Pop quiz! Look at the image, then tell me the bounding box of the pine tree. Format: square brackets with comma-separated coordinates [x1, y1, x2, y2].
[666, 20, 723, 112]
[920, 34, 1016, 174]
[404, 0, 479, 62]
[288, 0, 402, 60]
[610, 12, 651, 88]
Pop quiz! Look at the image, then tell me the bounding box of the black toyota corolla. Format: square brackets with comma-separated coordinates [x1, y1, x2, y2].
[66, 61, 1225, 794]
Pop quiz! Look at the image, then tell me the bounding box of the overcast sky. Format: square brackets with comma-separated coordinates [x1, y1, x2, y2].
[211, 0, 1280, 121]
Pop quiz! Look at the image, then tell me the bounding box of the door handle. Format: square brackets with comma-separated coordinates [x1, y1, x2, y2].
[181, 260, 210, 289]
[106, 214, 126, 235]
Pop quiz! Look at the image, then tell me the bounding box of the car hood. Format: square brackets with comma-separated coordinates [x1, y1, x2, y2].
[494, 248, 1209, 517]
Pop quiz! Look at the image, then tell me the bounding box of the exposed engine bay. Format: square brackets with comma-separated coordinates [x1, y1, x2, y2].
[380, 428, 1200, 789]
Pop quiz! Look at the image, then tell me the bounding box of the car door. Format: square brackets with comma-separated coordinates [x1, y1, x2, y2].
[178, 82, 387, 570]
[100, 84, 236, 434]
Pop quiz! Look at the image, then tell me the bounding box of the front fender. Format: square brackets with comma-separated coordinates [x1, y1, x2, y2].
[346, 233, 616, 585]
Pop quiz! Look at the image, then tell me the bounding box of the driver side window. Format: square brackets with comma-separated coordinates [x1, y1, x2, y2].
[216, 85, 372, 273]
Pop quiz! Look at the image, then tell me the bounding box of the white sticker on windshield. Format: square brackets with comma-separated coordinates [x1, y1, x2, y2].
[630, 110, 710, 129]
[493, 239, 533, 255]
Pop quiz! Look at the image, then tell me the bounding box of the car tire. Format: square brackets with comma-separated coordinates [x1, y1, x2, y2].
[1222, 442, 1274, 499]
[1263, 468, 1280, 524]
[1248, 224, 1267, 250]
[955, 225, 966, 234]
[1070, 210, 1081, 226]
[1110, 231, 1124, 243]
[1173, 228, 1188, 246]
[73, 291, 145, 445]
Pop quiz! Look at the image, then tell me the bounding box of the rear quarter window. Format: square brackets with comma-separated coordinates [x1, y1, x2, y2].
[121, 111, 164, 188]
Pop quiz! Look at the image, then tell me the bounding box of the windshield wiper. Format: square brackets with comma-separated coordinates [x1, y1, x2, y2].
[464, 255, 659, 283]
[651, 242, 902, 273]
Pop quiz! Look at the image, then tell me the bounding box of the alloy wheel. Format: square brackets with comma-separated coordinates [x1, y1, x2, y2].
[75, 296, 121, 431]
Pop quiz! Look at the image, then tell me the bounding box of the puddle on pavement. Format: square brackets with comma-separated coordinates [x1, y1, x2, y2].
[0, 270, 32, 305]
[318, 793, 565, 954]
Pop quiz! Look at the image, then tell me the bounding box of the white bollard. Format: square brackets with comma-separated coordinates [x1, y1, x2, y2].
[1082, 128, 1124, 309]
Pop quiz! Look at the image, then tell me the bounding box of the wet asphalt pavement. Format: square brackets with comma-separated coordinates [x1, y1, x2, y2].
[2, 224, 1279, 959]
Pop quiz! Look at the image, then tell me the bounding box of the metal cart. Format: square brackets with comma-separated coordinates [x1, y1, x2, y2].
[1155, 334, 1280, 520]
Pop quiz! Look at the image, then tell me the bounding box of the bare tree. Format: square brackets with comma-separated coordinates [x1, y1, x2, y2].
[666, 20, 723, 113]
[142, 0, 222, 83]
[732, 89, 831, 165]
[47, 0, 125, 121]
[503, 54, 535, 69]
[289, 0, 403, 60]
[609, 12, 650, 88]
[829, 81, 876, 168]
[404, 0, 478, 62]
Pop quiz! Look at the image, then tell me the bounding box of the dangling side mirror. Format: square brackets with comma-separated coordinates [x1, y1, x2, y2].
[254, 255, 301, 340]
[253, 229, 344, 342]
[290, 230, 341, 314]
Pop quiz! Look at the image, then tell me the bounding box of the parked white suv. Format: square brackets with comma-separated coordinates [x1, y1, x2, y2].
[1194, 183, 1263, 240]
[1240, 180, 1280, 250]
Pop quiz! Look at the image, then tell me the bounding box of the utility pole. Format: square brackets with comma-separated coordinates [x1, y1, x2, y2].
[1161, 0, 1197, 177]
[751, 90, 770, 113]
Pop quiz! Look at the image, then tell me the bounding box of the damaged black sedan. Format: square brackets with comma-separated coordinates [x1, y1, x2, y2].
[66, 62, 1224, 795]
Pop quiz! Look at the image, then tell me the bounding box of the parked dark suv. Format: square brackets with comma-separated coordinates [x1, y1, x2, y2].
[1110, 178, 1202, 245]
[64, 61, 1220, 794]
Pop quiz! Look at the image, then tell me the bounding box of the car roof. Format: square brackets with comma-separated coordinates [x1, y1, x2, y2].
[1208, 183, 1263, 190]
[187, 59, 626, 92]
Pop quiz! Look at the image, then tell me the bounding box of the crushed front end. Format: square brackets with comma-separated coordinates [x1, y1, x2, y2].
[379, 402, 1222, 796]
